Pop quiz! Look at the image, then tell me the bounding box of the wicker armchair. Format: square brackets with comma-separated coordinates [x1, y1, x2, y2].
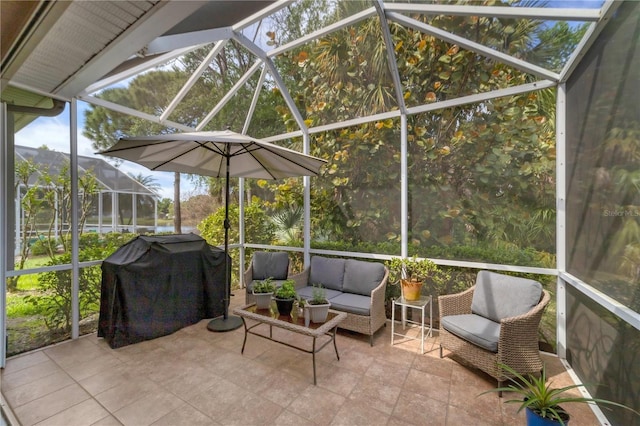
[438, 271, 550, 392]
[244, 251, 290, 305]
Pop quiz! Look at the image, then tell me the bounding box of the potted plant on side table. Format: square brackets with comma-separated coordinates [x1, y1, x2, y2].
[481, 363, 639, 426]
[274, 279, 297, 316]
[252, 277, 276, 309]
[385, 256, 438, 301]
[306, 284, 331, 323]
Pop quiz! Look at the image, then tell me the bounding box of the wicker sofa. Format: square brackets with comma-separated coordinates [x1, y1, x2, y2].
[290, 256, 389, 346]
[438, 270, 550, 391]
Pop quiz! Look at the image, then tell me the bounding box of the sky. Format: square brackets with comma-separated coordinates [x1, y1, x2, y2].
[14, 101, 188, 200]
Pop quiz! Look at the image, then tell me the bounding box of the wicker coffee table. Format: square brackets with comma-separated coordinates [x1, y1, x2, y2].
[232, 303, 347, 385]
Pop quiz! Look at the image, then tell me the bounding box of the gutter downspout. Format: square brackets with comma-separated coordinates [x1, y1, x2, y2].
[6, 98, 65, 116]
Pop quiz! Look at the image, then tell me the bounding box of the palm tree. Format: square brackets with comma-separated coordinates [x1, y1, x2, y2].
[131, 173, 161, 193]
[271, 205, 304, 246]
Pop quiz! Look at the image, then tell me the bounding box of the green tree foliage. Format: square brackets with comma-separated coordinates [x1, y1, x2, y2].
[157, 198, 173, 218]
[198, 200, 275, 287]
[10, 159, 43, 291]
[25, 233, 136, 333]
[261, 0, 584, 265]
[198, 200, 275, 247]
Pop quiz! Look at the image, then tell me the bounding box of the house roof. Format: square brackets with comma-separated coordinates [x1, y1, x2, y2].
[15, 145, 157, 195]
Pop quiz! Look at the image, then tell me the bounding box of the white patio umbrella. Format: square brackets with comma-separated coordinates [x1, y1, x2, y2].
[98, 130, 327, 331]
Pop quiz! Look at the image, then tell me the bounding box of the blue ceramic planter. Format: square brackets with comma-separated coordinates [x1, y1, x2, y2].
[525, 408, 569, 426]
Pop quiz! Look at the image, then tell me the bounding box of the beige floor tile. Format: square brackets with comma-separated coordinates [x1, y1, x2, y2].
[188, 376, 252, 423]
[329, 399, 390, 426]
[445, 404, 502, 426]
[5, 370, 75, 408]
[392, 390, 447, 426]
[272, 409, 311, 425]
[78, 367, 139, 396]
[94, 376, 161, 413]
[1, 359, 61, 392]
[44, 336, 111, 368]
[89, 414, 124, 426]
[3, 351, 49, 373]
[316, 365, 360, 396]
[347, 375, 402, 415]
[160, 365, 223, 401]
[35, 398, 111, 426]
[287, 385, 346, 425]
[112, 389, 186, 426]
[250, 369, 313, 408]
[216, 393, 284, 425]
[1, 288, 602, 426]
[151, 404, 216, 426]
[12, 383, 90, 426]
[64, 351, 123, 382]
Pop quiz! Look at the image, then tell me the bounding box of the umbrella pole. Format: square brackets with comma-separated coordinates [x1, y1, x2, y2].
[207, 152, 242, 332]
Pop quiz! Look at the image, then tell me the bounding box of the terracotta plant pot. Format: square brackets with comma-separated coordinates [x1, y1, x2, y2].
[401, 279, 423, 301]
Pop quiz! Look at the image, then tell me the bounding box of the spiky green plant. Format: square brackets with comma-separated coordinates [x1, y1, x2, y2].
[480, 363, 639, 425]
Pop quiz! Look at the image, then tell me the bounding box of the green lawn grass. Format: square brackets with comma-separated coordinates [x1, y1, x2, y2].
[6, 295, 40, 317]
[8, 255, 53, 317]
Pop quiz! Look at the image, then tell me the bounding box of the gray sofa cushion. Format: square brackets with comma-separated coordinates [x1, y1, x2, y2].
[441, 314, 500, 352]
[342, 259, 385, 296]
[252, 252, 289, 280]
[328, 293, 371, 316]
[297, 286, 342, 301]
[471, 271, 542, 323]
[309, 256, 346, 291]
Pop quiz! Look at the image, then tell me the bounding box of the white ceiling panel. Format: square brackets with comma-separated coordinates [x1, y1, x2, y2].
[10, 1, 161, 95]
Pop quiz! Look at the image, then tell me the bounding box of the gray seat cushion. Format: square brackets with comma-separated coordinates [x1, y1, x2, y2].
[309, 256, 346, 291]
[441, 314, 500, 352]
[471, 271, 542, 323]
[247, 279, 289, 293]
[328, 293, 371, 316]
[297, 286, 342, 301]
[252, 252, 289, 280]
[342, 259, 385, 296]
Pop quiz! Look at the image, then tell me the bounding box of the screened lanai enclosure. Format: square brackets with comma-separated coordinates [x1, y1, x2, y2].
[1, 1, 639, 425]
[14, 145, 158, 248]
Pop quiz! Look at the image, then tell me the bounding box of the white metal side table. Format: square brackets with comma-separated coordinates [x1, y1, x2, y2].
[391, 295, 432, 354]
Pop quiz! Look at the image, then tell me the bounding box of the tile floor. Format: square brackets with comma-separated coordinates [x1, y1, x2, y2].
[1, 290, 601, 426]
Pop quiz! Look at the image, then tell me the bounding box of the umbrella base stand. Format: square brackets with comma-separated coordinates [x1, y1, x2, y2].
[207, 315, 243, 332]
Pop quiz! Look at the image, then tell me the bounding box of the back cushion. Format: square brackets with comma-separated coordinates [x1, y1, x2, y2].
[342, 259, 386, 296]
[309, 256, 346, 291]
[471, 270, 543, 322]
[252, 252, 289, 280]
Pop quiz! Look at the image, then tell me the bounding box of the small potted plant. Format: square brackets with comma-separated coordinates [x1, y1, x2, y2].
[252, 277, 276, 309]
[306, 284, 331, 323]
[385, 256, 437, 301]
[273, 279, 297, 316]
[480, 363, 639, 425]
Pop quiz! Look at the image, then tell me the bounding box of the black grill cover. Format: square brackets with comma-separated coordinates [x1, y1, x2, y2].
[98, 233, 228, 348]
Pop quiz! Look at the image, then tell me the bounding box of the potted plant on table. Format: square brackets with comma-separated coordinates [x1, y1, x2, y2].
[306, 284, 331, 323]
[385, 256, 437, 301]
[480, 363, 639, 426]
[252, 277, 276, 309]
[273, 279, 297, 316]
